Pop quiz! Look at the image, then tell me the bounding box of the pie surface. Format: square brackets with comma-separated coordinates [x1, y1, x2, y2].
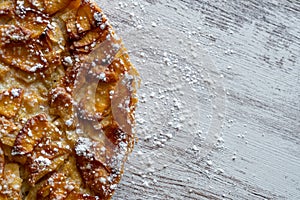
[0, 0, 139, 199]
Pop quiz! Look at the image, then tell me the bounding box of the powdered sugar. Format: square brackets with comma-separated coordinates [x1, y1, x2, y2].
[63, 56, 73, 66]
[11, 88, 21, 98]
[28, 63, 44, 72]
[65, 119, 73, 127]
[35, 156, 51, 166]
[75, 137, 93, 157]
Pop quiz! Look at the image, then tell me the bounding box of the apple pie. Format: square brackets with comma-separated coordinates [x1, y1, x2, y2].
[0, 0, 139, 199]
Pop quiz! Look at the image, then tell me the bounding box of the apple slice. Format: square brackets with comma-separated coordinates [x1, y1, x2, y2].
[44, 0, 71, 15]
[0, 63, 9, 80]
[0, 163, 22, 200]
[28, 155, 69, 185]
[76, 3, 93, 33]
[0, 0, 13, 24]
[8, 11, 49, 39]
[37, 172, 68, 199]
[26, 122, 71, 184]
[26, 141, 70, 185]
[0, 25, 48, 73]
[12, 114, 48, 160]
[75, 137, 114, 198]
[49, 87, 76, 129]
[0, 88, 24, 118]
[0, 117, 19, 147]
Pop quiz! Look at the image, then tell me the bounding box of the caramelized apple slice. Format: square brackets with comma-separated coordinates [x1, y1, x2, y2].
[23, 178, 47, 200]
[26, 124, 70, 184]
[75, 82, 99, 120]
[31, 157, 90, 199]
[37, 173, 68, 199]
[87, 51, 129, 84]
[27, 0, 45, 12]
[76, 3, 93, 33]
[12, 114, 48, 159]
[49, 87, 76, 129]
[46, 21, 66, 46]
[76, 81, 113, 121]
[0, 0, 13, 23]
[97, 115, 125, 147]
[66, 18, 80, 39]
[69, 6, 107, 52]
[21, 90, 48, 116]
[59, 3, 80, 39]
[72, 28, 110, 54]
[61, 156, 83, 189]
[40, 20, 66, 64]
[95, 82, 114, 115]
[38, 171, 96, 200]
[0, 163, 22, 200]
[0, 117, 19, 147]
[0, 24, 31, 43]
[0, 25, 48, 73]
[78, 37, 126, 84]
[0, 88, 24, 118]
[62, 0, 81, 12]
[73, 28, 102, 48]
[36, 170, 91, 199]
[76, 1, 107, 34]
[44, 0, 71, 15]
[0, 63, 9, 80]
[72, 53, 132, 123]
[113, 50, 135, 74]
[27, 153, 69, 185]
[0, 1, 13, 12]
[75, 137, 123, 198]
[8, 11, 48, 39]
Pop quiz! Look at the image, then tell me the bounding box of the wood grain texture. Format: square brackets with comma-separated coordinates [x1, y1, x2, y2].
[96, 0, 300, 199]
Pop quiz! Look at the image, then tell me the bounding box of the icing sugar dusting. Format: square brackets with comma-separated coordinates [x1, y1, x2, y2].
[11, 88, 21, 98]
[35, 156, 51, 166]
[75, 137, 94, 157]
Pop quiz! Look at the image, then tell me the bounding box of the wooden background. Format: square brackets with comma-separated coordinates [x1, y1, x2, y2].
[97, 0, 300, 199]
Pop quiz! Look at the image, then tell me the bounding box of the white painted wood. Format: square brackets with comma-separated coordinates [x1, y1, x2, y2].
[96, 0, 300, 199]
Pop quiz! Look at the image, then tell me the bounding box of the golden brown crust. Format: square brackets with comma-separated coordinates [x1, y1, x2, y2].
[0, 0, 139, 199]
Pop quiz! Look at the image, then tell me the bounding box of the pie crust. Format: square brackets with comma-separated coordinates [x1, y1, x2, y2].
[0, 0, 139, 199]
